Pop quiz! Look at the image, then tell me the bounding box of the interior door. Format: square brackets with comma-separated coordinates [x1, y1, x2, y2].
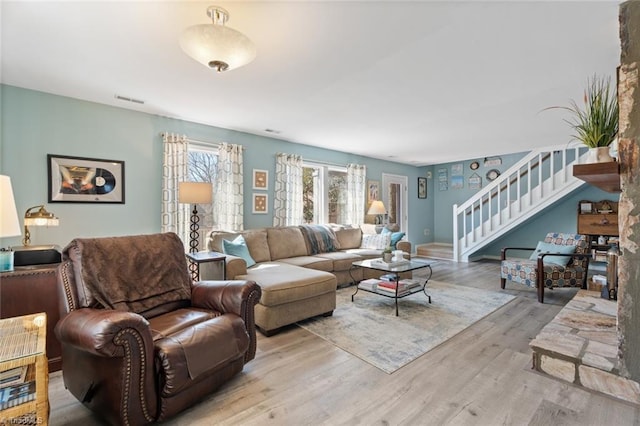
[381, 173, 408, 232]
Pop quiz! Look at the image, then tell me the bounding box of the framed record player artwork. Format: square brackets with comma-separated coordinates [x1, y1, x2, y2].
[47, 154, 125, 203]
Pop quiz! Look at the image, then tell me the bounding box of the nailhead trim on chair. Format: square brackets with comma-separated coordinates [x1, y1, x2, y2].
[114, 328, 154, 425]
[243, 287, 261, 363]
[60, 261, 76, 311]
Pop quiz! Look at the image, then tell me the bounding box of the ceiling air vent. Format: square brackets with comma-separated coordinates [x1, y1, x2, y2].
[114, 95, 145, 105]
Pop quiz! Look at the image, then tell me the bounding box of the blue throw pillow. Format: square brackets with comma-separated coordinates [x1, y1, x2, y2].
[222, 235, 256, 268]
[381, 228, 406, 250]
[529, 241, 576, 266]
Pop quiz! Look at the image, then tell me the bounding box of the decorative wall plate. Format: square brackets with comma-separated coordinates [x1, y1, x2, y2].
[470, 161, 479, 170]
[486, 169, 500, 181]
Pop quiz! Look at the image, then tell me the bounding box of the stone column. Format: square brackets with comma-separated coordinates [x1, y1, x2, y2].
[617, 0, 640, 381]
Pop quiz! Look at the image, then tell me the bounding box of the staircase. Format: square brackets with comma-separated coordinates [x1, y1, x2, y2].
[453, 145, 589, 262]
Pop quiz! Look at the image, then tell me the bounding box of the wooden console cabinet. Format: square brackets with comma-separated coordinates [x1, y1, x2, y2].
[577, 200, 619, 266]
[0, 265, 62, 372]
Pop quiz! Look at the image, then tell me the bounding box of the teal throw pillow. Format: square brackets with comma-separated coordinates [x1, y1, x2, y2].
[529, 241, 576, 266]
[381, 228, 406, 250]
[222, 235, 256, 268]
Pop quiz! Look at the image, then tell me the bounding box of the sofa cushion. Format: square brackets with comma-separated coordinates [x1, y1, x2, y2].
[360, 233, 391, 250]
[315, 251, 362, 272]
[208, 229, 271, 263]
[335, 228, 362, 250]
[277, 256, 334, 272]
[343, 248, 384, 259]
[237, 263, 336, 306]
[223, 236, 256, 268]
[300, 224, 340, 254]
[267, 227, 308, 260]
[241, 229, 271, 263]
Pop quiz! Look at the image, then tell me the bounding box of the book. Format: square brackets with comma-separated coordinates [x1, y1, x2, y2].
[0, 380, 36, 410]
[358, 279, 379, 291]
[0, 366, 27, 387]
[376, 285, 411, 296]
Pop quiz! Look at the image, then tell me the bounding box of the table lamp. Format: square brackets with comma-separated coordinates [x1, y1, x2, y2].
[0, 175, 22, 271]
[367, 200, 387, 225]
[23, 205, 59, 246]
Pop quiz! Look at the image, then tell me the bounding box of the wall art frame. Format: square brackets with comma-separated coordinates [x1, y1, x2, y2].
[367, 180, 380, 204]
[418, 177, 427, 199]
[48, 154, 125, 203]
[252, 169, 269, 190]
[252, 193, 268, 214]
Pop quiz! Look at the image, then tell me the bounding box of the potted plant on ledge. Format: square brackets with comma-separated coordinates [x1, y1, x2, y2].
[548, 74, 619, 163]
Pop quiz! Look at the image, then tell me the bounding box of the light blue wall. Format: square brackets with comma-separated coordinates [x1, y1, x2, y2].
[428, 153, 528, 243]
[0, 85, 432, 248]
[1, 85, 615, 254]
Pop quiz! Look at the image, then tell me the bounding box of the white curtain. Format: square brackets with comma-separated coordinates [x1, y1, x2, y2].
[347, 163, 367, 225]
[161, 133, 190, 246]
[273, 153, 303, 226]
[214, 142, 244, 231]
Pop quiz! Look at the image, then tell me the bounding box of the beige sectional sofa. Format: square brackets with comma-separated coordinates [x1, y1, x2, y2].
[205, 225, 411, 336]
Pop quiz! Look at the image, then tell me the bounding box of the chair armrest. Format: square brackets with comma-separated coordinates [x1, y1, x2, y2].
[225, 254, 248, 279]
[191, 280, 262, 362]
[55, 308, 153, 357]
[397, 241, 411, 254]
[537, 252, 591, 269]
[501, 247, 536, 260]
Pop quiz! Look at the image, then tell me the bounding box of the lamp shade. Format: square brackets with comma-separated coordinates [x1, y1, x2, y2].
[179, 182, 213, 204]
[367, 200, 387, 216]
[180, 6, 256, 73]
[0, 175, 21, 238]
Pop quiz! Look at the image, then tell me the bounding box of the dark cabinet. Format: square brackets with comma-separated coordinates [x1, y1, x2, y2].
[0, 265, 62, 372]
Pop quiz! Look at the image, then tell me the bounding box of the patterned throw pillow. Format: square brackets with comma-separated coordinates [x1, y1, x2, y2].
[360, 233, 392, 250]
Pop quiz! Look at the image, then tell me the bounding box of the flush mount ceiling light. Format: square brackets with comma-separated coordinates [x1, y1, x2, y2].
[180, 5, 256, 73]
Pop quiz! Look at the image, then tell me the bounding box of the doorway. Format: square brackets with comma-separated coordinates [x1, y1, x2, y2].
[381, 173, 408, 232]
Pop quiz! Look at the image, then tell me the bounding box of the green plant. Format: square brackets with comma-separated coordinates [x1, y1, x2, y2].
[546, 75, 619, 148]
[383, 245, 392, 254]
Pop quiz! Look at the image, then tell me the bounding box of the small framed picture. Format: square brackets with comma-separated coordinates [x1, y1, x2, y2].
[253, 169, 268, 190]
[367, 180, 380, 204]
[252, 193, 268, 214]
[580, 201, 593, 214]
[417, 177, 427, 199]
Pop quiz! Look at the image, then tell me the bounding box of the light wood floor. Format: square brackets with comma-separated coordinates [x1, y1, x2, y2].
[48, 259, 640, 425]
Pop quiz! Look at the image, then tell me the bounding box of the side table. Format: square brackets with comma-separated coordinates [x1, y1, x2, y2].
[0, 265, 62, 372]
[186, 251, 227, 281]
[0, 313, 49, 425]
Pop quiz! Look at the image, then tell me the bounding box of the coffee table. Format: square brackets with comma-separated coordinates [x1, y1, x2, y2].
[350, 258, 433, 316]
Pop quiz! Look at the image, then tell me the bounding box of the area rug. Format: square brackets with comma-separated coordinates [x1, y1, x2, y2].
[297, 281, 516, 374]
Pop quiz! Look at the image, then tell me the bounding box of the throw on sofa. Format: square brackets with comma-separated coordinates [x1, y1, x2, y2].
[205, 225, 412, 336]
[54, 233, 261, 425]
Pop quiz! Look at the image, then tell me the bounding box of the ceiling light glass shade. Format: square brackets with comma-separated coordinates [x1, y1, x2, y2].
[180, 6, 256, 73]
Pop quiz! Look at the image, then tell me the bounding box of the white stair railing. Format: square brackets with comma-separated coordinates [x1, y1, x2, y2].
[453, 145, 589, 262]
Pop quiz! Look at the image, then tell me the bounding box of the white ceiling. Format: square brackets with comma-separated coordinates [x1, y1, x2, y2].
[1, 1, 621, 166]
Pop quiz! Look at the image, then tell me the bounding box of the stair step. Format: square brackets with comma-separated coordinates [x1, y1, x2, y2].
[416, 243, 453, 260]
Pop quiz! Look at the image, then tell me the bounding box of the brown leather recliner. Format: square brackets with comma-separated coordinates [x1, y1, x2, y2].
[54, 233, 261, 425]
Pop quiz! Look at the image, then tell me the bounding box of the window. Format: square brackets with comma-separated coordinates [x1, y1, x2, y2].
[302, 163, 347, 224]
[187, 145, 218, 233]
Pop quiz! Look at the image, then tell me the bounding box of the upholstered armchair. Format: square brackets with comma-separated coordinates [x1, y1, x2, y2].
[54, 233, 261, 425]
[500, 233, 590, 303]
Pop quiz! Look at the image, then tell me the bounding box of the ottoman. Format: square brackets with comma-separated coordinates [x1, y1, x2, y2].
[237, 262, 337, 336]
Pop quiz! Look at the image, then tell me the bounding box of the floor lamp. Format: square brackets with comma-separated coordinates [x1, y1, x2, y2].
[179, 182, 212, 279]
